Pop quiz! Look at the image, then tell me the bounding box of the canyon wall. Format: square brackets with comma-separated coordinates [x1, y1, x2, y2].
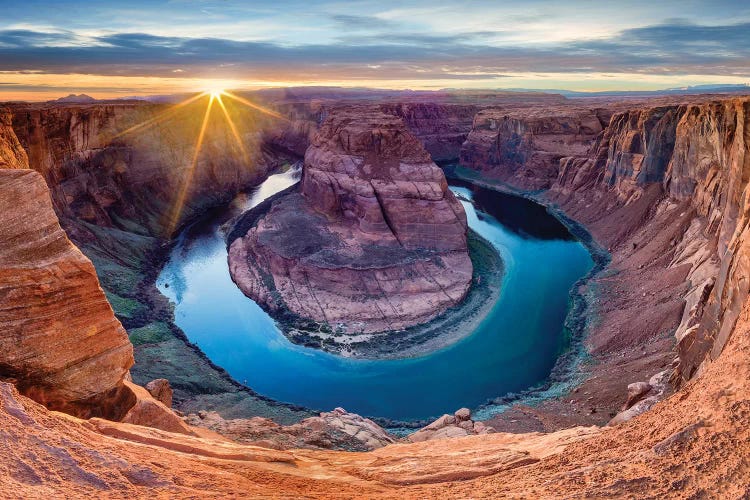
[4, 101, 310, 423]
[379, 103, 478, 161]
[10, 102, 276, 236]
[0, 169, 134, 418]
[460, 106, 609, 190]
[459, 96, 750, 396]
[0, 108, 27, 169]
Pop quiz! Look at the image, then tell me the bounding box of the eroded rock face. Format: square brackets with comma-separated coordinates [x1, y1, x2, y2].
[379, 103, 479, 161]
[460, 96, 750, 395]
[0, 169, 134, 418]
[10, 102, 273, 236]
[0, 108, 28, 169]
[186, 407, 395, 451]
[407, 407, 494, 442]
[460, 106, 607, 190]
[229, 107, 472, 334]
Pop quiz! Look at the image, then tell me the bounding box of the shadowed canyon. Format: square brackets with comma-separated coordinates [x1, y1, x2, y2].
[1, 86, 749, 498]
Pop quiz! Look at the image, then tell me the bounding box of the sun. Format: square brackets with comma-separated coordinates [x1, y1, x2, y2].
[208, 88, 225, 98]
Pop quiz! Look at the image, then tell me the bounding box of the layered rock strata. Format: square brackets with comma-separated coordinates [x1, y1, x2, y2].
[0, 108, 28, 169]
[186, 407, 395, 451]
[461, 96, 750, 429]
[229, 108, 473, 334]
[0, 169, 134, 418]
[5, 100, 310, 423]
[379, 103, 479, 161]
[460, 106, 608, 190]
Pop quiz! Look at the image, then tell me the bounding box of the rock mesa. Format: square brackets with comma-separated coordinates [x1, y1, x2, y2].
[229, 107, 473, 334]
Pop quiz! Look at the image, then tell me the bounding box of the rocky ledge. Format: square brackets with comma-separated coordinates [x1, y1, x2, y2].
[229, 107, 473, 337]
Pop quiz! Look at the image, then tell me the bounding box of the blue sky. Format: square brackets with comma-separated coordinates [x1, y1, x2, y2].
[1, 0, 749, 98]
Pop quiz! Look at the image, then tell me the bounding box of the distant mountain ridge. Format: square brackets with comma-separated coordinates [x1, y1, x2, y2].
[502, 83, 750, 98]
[50, 94, 97, 103]
[112, 84, 750, 105]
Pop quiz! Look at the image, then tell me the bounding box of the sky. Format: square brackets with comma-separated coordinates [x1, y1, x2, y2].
[1, 0, 749, 99]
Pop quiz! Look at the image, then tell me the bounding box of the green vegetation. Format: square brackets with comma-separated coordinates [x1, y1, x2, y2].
[128, 321, 173, 346]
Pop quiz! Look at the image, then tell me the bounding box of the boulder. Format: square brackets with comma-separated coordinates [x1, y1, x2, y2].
[145, 379, 174, 408]
[407, 407, 494, 442]
[623, 382, 652, 410]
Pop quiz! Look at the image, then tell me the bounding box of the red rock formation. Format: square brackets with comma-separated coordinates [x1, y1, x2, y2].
[379, 103, 479, 161]
[144, 379, 173, 408]
[0, 169, 134, 418]
[407, 407, 494, 442]
[186, 407, 395, 451]
[460, 106, 607, 189]
[9, 102, 274, 236]
[550, 98, 750, 383]
[0, 108, 28, 169]
[301, 108, 468, 252]
[229, 107, 472, 334]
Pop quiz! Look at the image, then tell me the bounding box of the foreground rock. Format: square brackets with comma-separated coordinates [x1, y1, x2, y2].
[229, 107, 473, 334]
[407, 408, 494, 442]
[186, 407, 395, 451]
[145, 379, 173, 408]
[0, 169, 134, 419]
[0, 168, 206, 435]
[608, 369, 671, 426]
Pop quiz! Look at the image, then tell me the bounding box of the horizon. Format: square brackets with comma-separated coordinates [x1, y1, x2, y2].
[1, 0, 750, 99]
[7, 82, 750, 104]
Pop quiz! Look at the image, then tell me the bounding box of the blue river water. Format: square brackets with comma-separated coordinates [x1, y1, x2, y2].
[157, 167, 593, 422]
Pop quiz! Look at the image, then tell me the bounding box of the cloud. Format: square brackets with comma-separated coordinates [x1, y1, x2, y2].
[0, 29, 78, 48]
[330, 14, 397, 30]
[0, 20, 748, 82]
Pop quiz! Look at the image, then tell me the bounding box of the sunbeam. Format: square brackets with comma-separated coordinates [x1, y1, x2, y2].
[167, 93, 216, 234]
[216, 93, 250, 163]
[110, 92, 207, 140]
[108, 87, 286, 236]
[222, 91, 288, 121]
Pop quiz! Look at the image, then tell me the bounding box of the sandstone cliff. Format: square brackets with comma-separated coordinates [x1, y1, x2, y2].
[229, 107, 472, 335]
[459, 96, 750, 426]
[552, 98, 750, 384]
[379, 103, 478, 161]
[0, 169, 134, 418]
[5, 100, 310, 423]
[460, 106, 608, 190]
[0, 108, 28, 169]
[10, 102, 275, 235]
